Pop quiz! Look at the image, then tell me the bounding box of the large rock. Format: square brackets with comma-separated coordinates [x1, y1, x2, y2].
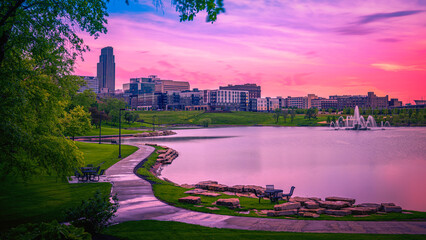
[274, 202, 301, 211]
[346, 207, 377, 215]
[275, 209, 298, 216]
[324, 209, 352, 216]
[243, 185, 265, 193]
[178, 196, 201, 204]
[357, 203, 381, 211]
[325, 197, 355, 205]
[184, 189, 207, 194]
[289, 197, 311, 205]
[384, 205, 402, 213]
[380, 203, 395, 211]
[299, 207, 326, 214]
[207, 184, 228, 192]
[305, 201, 319, 209]
[215, 198, 240, 209]
[227, 185, 246, 193]
[299, 212, 320, 218]
[318, 201, 351, 210]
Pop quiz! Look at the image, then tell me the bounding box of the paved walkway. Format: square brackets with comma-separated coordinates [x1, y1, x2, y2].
[106, 144, 426, 234]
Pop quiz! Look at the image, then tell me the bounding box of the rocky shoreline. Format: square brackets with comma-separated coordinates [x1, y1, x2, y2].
[133, 130, 176, 137]
[178, 180, 405, 218]
[142, 146, 406, 218]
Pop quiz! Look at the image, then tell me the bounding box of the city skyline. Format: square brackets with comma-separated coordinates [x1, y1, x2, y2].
[74, 0, 426, 104]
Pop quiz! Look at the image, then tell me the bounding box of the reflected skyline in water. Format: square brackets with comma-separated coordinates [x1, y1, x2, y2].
[117, 127, 426, 211]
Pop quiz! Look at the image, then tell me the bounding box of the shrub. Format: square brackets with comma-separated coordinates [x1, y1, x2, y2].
[4, 220, 90, 240]
[199, 118, 212, 127]
[65, 190, 119, 234]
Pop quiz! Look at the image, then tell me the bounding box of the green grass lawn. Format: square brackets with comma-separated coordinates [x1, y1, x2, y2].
[137, 147, 426, 222]
[0, 142, 138, 231]
[81, 126, 146, 137]
[75, 141, 138, 170]
[103, 220, 421, 240]
[136, 111, 329, 126]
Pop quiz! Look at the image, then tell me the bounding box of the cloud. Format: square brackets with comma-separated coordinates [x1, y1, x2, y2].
[377, 38, 401, 42]
[158, 60, 175, 68]
[357, 10, 424, 24]
[371, 63, 426, 71]
[336, 25, 376, 35]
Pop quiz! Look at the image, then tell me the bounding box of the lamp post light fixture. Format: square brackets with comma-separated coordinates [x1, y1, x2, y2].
[99, 110, 102, 144]
[118, 108, 125, 158]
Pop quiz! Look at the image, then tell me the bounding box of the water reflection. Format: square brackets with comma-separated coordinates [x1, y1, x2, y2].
[109, 127, 425, 211]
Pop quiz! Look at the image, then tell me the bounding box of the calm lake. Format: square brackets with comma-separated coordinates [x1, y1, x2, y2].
[123, 127, 426, 211]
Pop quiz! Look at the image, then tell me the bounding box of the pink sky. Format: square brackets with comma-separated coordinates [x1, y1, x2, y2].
[74, 0, 426, 104]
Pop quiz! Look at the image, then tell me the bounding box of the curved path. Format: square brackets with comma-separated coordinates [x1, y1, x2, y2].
[106, 144, 426, 234]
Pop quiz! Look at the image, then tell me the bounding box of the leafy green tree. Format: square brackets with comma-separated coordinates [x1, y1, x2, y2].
[124, 111, 139, 124]
[326, 115, 331, 123]
[0, 0, 226, 179]
[70, 90, 98, 111]
[282, 109, 288, 123]
[62, 106, 93, 140]
[290, 109, 296, 123]
[273, 108, 282, 124]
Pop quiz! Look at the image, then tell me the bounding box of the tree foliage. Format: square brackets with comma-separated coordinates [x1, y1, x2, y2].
[0, 1, 108, 179]
[62, 106, 93, 140]
[171, 0, 225, 22]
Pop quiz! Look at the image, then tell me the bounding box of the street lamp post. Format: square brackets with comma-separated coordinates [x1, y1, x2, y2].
[118, 108, 125, 158]
[99, 110, 102, 144]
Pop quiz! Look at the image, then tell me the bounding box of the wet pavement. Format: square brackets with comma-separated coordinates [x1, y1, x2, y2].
[105, 143, 426, 234]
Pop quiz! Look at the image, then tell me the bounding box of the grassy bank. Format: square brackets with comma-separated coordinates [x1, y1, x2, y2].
[103, 220, 421, 240]
[81, 126, 146, 137]
[136, 111, 329, 126]
[137, 147, 426, 222]
[0, 142, 138, 231]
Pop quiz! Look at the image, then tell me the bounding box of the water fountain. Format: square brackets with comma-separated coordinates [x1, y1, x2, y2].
[330, 106, 390, 130]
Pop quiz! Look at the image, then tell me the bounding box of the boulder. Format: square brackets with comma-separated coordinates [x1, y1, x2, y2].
[380, 203, 395, 211]
[308, 197, 322, 202]
[345, 207, 377, 215]
[299, 207, 326, 214]
[289, 197, 311, 205]
[178, 196, 201, 204]
[243, 185, 265, 193]
[184, 189, 206, 194]
[275, 209, 298, 216]
[274, 202, 301, 211]
[318, 201, 351, 210]
[259, 210, 275, 216]
[179, 184, 195, 189]
[357, 203, 381, 211]
[207, 184, 228, 192]
[384, 205, 402, 213]
[215, 198, 240, 209]
[305, 201, 319, 209]
[324, 209, 351, 216]
[298, 212, 320, 218]
[227, 185, 246, 193]
[199, 192, 221, 197]
[325, 197, 355, 205]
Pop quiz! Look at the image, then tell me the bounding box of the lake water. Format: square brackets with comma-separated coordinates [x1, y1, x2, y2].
[123, 127, 426, 211]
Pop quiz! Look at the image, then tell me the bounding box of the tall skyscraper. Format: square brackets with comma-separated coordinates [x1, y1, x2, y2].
[97, 46, 115, 93]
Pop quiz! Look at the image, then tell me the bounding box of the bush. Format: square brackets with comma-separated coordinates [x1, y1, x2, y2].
[199, 118, 212, 127]
[65, 190, 119, 234]
[4, 220, 90, 240]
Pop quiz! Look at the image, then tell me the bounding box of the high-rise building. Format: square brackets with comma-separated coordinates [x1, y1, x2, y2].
[77, 76, 98, 93]
[97, 46, 115, 93]
[219, 84, 261, 99]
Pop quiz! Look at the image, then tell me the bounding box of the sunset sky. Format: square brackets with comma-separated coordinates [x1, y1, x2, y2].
[74, 0, 426, 104]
